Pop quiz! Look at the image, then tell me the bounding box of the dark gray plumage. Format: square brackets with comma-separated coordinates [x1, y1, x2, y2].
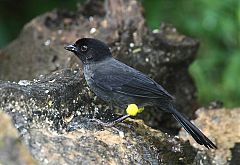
[64, 38, 217, 149]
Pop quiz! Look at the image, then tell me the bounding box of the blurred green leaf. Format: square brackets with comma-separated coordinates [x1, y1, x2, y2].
[143, 0, 240, 107]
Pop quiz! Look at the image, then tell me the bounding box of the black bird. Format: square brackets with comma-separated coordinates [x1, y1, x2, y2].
[64, 38, 217, 149]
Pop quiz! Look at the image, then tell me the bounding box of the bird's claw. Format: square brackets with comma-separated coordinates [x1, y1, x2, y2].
[89, 118, 116, 127]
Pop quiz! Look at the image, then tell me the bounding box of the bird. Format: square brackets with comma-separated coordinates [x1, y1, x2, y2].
[64, 38, 217, 149]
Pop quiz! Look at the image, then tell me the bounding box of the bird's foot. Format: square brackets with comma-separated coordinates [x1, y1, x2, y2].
[89, 115, 131, 137]
[89, 114, 131, 127]
[89, 118, 113, 127]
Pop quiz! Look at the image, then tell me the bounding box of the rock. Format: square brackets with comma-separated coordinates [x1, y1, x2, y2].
[230, 143, 240, 165]
[0, 111, 36, 165]
[0, 69, 198, 164]
[0, 69, 92, 132]
[179, 108, 240, 165]
[0, 0, 199, 131]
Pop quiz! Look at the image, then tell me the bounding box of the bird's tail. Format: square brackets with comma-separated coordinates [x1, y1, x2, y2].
[168, 105, 217, 149]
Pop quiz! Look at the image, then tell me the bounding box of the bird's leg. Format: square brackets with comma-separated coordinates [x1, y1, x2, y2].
[106, 114, 131, 127]
[93, 102, 131, 126]
[89, 114, 131, 127]
[90, 104, 144, 127]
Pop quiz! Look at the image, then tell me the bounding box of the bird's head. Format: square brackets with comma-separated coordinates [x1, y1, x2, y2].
[64, 38, 112, 64]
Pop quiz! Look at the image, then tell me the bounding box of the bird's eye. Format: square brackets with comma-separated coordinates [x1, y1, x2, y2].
[81, 45, 88, 52]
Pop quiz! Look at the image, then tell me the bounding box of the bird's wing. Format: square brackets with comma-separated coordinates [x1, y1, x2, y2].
[92, 60, 174, 100]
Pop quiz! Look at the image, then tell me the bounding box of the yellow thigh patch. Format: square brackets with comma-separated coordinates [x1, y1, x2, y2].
[126, 104, 145, 116]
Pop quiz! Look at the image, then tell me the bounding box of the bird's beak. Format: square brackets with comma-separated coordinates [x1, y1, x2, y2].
[64, 44, 77, 53]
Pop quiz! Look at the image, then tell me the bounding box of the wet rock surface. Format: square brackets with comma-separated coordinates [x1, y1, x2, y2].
[0, 111, 36, 165]
[179, 108, 240, 165]
[0, 0, 199, 131]
[0, 69, 197, 164]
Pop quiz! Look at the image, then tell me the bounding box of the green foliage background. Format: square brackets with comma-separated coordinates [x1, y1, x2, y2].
[143, 0, 240, 107]
[0, 0, 239, 107]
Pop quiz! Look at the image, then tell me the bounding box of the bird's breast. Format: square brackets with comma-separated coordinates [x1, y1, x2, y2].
[83, 65, 94, 85]
[83, 64, 111, 102]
